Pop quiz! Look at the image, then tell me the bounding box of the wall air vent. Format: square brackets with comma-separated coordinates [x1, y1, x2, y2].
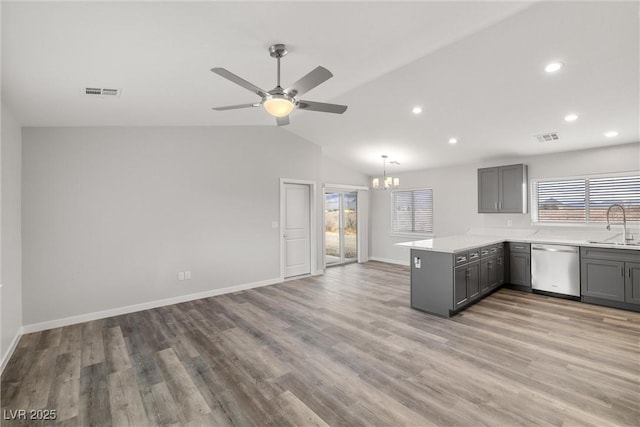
[83, 87, 121, 97]
[534, 132, 559, 143]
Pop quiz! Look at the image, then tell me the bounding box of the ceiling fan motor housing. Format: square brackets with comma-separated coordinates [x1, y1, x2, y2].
[269, 44, 288, 58]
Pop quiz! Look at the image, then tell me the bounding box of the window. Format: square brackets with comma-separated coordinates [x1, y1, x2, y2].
[532, 174, 640, 224]
[392, 188, 433, 234]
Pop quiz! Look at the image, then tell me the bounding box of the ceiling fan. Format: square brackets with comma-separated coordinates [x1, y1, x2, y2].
[210, 44, 347, 126]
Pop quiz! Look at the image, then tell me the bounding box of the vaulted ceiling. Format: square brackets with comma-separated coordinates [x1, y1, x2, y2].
[2, 1, 638, 175]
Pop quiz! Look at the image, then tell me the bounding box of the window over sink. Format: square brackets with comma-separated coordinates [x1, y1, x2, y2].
[531, 173, 640, 224]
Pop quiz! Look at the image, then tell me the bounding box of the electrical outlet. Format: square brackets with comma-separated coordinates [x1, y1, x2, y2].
[178, 272, 185, 281]
[271, 221, 279, 229]
[507, 220, 513, 227]
[185, 271, 191, 280]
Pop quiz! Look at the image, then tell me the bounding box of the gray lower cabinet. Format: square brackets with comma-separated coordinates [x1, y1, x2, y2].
[581, 258, 625, 301]
[496, 255, 505, 285]
[411, 245, 504, 317]
[455, 261, 480, 308]
[626, 263, 640, 305]
[580, 247, 640, 311]
[507, 243, 531, 289]
[410, 249, 456, 317]
[480, 245, 501, 294]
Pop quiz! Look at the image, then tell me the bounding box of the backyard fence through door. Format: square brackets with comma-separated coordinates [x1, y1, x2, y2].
[324, 190, 358, 266]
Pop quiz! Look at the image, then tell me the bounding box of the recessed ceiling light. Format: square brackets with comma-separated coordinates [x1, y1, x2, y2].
[564, 113, 578, 122]
[545, 62, 564, 73]
[412, 106, 422, 114]
[604, 130, 619, 138]
[448, 138, 458, 144]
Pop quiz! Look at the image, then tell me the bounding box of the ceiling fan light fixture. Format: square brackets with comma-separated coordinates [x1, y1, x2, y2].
[263, 95, 295, 117]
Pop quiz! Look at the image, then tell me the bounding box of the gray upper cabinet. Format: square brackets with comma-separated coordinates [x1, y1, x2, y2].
[478, 164, 528, 213]
[478, 168, 500, 213]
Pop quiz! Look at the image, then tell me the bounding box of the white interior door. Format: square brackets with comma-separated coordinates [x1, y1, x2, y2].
[284, 183, 311, 278]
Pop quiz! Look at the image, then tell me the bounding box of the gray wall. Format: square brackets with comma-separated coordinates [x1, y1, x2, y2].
[370, 142, 640, 263]
[1, 103, 23, 365]
[21, 126, 364, 327]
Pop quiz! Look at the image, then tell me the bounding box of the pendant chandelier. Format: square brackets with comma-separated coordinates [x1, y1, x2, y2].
[372, 155, 399, 190]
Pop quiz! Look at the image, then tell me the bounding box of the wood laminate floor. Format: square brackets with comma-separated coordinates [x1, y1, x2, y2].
[2, 261, 639, 426]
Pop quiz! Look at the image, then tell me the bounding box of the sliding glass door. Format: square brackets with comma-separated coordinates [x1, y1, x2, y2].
[324, 190, 358, 266]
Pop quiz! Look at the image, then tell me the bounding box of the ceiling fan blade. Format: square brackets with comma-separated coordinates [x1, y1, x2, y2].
[276, 115, 290, 126]
[284, 66, 333, 97]
[297, 100, 347, 114]
[211, 67, 267, 97]
[211, 103, 259, 111]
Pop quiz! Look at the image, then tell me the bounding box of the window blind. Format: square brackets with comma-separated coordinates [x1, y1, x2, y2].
[533, 179, 586, 223]
[589, 175, 640, 222]
[392, 189, 433, 234]
[532, 174, 640, 223]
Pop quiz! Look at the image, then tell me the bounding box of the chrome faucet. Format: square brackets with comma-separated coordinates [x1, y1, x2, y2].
[606, 204, 631, 243]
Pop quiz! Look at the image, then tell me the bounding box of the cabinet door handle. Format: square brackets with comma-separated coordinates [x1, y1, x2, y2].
[621, 266, 624, 277]
[494, 202, 498, 210]
[629, 268, 632, 278]
[499, 202, 502, 210]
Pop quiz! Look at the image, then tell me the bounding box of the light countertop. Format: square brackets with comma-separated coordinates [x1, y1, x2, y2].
[396, 229, 640, 253]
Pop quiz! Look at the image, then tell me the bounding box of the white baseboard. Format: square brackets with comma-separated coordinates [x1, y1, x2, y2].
[22, 277, 282, 334]
[1, 328, 23, 375]
[368, 256, 410, 266]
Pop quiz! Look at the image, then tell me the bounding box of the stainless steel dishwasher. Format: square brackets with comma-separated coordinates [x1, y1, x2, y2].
[531, 244, 580, 297]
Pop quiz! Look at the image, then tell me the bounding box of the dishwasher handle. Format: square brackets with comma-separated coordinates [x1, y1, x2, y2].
[531, 246, 578, 254]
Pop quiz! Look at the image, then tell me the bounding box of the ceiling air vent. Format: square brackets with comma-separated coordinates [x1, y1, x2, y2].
[534, 132, 559, 143]
[83, 87, 121, 97]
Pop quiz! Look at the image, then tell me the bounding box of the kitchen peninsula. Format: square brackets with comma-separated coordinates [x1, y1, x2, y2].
[398, 230, 640, 317]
